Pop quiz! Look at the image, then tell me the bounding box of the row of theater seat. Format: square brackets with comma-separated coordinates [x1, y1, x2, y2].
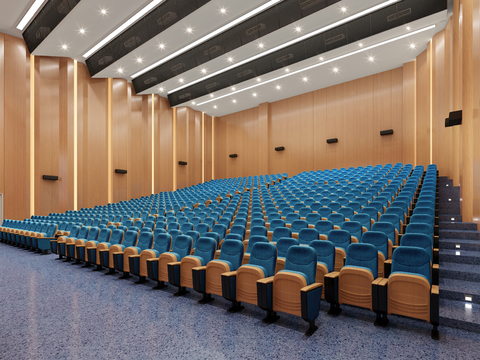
[0, 163, 440, 338]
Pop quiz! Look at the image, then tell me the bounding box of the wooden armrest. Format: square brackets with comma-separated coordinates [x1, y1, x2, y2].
[129, 255, 141, 259]
[169, 261, 181, 266]
[257, 276, 274, 284]
[301, 282, 322, 292]
[222, 271, 237, 277]
[431, 285, 439, 295]
[193, 266, 207, 271]
[324, 271, 340, 279]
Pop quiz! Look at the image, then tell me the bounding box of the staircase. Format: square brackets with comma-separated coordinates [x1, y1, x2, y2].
[437, 176, 480, 333]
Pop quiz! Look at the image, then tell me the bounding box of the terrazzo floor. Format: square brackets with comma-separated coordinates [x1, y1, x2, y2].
[1, 244, 479, 360]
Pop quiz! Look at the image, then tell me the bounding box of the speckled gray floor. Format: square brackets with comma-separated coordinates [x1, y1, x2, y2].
[1, 244, 480, 360]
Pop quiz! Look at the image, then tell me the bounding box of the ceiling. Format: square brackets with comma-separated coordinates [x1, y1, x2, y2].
[1, 0, 450, 117]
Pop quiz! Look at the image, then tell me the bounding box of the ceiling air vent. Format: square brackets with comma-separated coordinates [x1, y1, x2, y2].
[35, 27, 50, 39]
[124, 37, 141, 49]
[246, 23, 266, 36]
[57, 0, 70, 14]
[144, 77, 158, 85]
[157, 12, 178, 27]
[178, 93, 191, 100]
[387, 8, 412, 22]
[300, 0, 324, 10]
[98, 56, 113, 66]
[276, 54, 294, 63]
[325, 33, 345, 45]
[171, 63, 183, 72]
[205, 82, 219, 91]
[204, 45, 222, 56]
[237, 69, 254, 78]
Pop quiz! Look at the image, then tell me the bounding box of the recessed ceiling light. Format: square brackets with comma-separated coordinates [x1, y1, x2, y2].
[285, 68, 290, 73]
[16, 0, 48, 30]
[214, 105, 217, 109]
[258, 43, 265, 49]
[84, 0, 167, 58]
[61, 44, 68, 51]
[210, 94, 214, 98]
[333, 67, 339, 73]
[136, 57, 144, 64]
[319, 56, 324, 61]
[341, 6, 347, 13]
[158, 43, 166, 50]
[256, 78, 261, 82]
[275, 85, 281, 90]
[368, 56, 375, 62]
[227, 56, 234, 63]
[358, 42, 363, 47]
[179, 78, 184, 83]
[220, 8, 227, 14]
[232, 99, 237, 104]
[201, 68, 208, 74]
[196, 24, 436, 107]
[302, 76, 309, 82]
[159, 87, 164, 92]
[169, 0, 400, 94]
[79, 28, 86, 35]
[252, 93, 257, 97]
[191, 101, 196, 105]
[186, 27, 193, 34]
[117, 68, 124, 74]
[410, 43, 416, 49]
[406, 26, 411, 30]
[231, 87, 236, 91]
[295, 26, 302, 33]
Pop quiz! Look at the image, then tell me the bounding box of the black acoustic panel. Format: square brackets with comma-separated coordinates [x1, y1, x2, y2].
[43, 175, 59, 181]
[395, 0, 427, 25]
[86, 0, 211, 77]
[23, 0, 81, 54]
[133, 0, 342, 94]
[166, 0, 447, 107]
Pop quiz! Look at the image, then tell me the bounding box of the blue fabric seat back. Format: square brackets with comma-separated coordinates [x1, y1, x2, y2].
[233, 218, 247, 228]
[291, 219, 308, 233]
[285, 213, 300, 224]
[391, 246, 431, 285]
[156, 221, 167, 230]
[204, 232, 220, 248]
[351, 214, 371, 231]
[153, 233, 172, 253]
[297, 228, 319, 245]
[276, 238, 299, 258]
[107, 225, 117, 231]
[110, 229, 124, 245]
[186, 231, 200, 248]
[329, 202, 341, 212]
[153, 228, 166, 237]
[299, 207, 312, 218]
[409, 214, 435, 226]
[406, 222, 434, 239]
[67, 226, 81, 238]
[360, 207, 378, 222]
[229, 225, 246, 240]
[250, 219, 266, 228]
[379, 214, 401, 233]
[327, 213, 345, 227]
[195, 223, 210, 237]
[217, 218, 231, 230]
[267, 213, 281, 222]
[310, 240, 335, 273]
[340, 221, 362, 241]
[327, 230, 351, 251]
[305, 213, 321, 226]
[344, 243, 378, 278]
[314, 220, 333, 236]
[250, 212, 264, 221]
[123, 230, 139, 247]
[167, 222, 180, 230]
[193, 237, 217, 264]
[203, 217, 215, 229]
[168, 229, 182, 243]
[218, 240, 245, 271]
[133, 220, 144, 228]
[212, 223, 227, 239]
[361, 231, 389, 259]
[283, 246, 317, 285]
[143, 221, 155, 230]
[412, 207, 435, 218]
[171, 235, 193, 261]
[371, 222, 396, 243]
[272, 227, 292, 243]
[250, 226, 267, 237]
[136, 231, 154, 251]
[97, 228, 112, 243]
[400, 233, 433, 263]
[76, 226, 90, 239]
[338, 207, 354, 219]
[268, 219, 286, 232]
[248, 243, 277, 278]
[246, 235, 269, 254]
[181, 223, 194, 233]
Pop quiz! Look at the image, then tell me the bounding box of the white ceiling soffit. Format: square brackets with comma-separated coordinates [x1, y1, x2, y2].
[184, 11, 447, 117]
[0, 0, 40, 37]
[136, 0, 389, 95]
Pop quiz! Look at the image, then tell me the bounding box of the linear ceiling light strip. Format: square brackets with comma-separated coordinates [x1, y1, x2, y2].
[196, 24, 436, 106]
[168, 0, 400, 94]
[131, 0, 283, 79]
[17, 0, 48, 30]
[83, 0, 167, 58]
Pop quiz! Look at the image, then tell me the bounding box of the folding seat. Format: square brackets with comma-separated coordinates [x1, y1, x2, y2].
[78, 228, 112, 267]
[203, 217, 215, 229]
[275, 237, 299, 273]
[329, 202, 342, 212]
[285, 213, 300, 226]
[304, 199, 315, 207]
[337, 207, 354, 221]
[372, 221, 398, 247]
[361, 231, 391, 278]
[355, 196, 369, 208]
[399, 233, 438, 279]
[57, 226, 88, 261]
[270, 227, 292, 243]
[266, 211, 281, 223]
[85, 219, 94, 226]
[299, 207, 312, 219]
[193, 239, 244, 304]
[360, 207, 379, 225]
[306, 213, 321, 228]
[351, 213, 371, 232]
[257, 246, 322, 336]
[369, 201, 384, 220]
[385, 207, 406, 228]
[412, 207, 435, 220]
[267, 218, 285, 235]
[117, 225, 128, 233]
[211, 224, 227, 242]
[348, 201, 361, 214]
[101, 230, 139, 275]
[34, 223, 58, 253]
[88, 229, 124, 271]
[405, 222, 436, 251]
[317, 207, 332, 220]
[241, 235, 269, 264]
[281, 208, 294, 220]
[223, 224, 246, 243]
[297, 228, 319, 246]
[325, 243, 379, 318]
[26, 223, 48, 249]
[376, 246, 439, 339]
[195, 223, 210, 238]
[327, 213, 345, 230]
[310, 240, 335, 299]
[186, 230, 200, 250]
[327, 230, 352, 271]
[107, 225, 117, 231]
[217, 217, 232, 230]
[180, 223, 194, 234]
[290, 219, 308, 238]
[379, 214, 401, 237]
[122, 219, 134, 228]
[314, 220, 333, 240]
[310, 203, 322, 212]
[340, 221, 362, 242]
[177, 217, 189, 225]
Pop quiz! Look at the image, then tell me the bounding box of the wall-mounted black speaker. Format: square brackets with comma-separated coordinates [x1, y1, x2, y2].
[326, 138, 338, 144]
[178, 161, 188, 165]
[445, 110, 462, 127]
[229, 154, 238, 158]
[42, 175, 58, 181]
[115, 169, 127, 174]
[275, 146, 285, 151]
[380, 129, 394, 136]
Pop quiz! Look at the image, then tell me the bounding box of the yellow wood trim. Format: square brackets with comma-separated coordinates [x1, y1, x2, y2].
[107, 78, 113, 204]
[151, 94, 155, 194]
[173, 107, 177, 191]
[29, 54, 34, 217]
[212, 116, 215, 180]
[202, 112, 205, 183]
[73, 60, 78, 210]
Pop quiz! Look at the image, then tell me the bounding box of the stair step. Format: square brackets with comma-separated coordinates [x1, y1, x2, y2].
[439, 214, 462, 222]
[439, 298, 480, 333]
[439, 222, 478, 231]
[438, 262, 480, 282]
[439, 278, 480, 304]
[439, 206, 461, 215]
[439, 239, 480, 251]
[439, 229, 480, 240]
[440, 249, 480, 265]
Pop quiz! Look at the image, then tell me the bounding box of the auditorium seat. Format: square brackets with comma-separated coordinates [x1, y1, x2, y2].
[310, 240, 335, 299]
[101, 230, 138, 275]
[114, 231, 154, 279]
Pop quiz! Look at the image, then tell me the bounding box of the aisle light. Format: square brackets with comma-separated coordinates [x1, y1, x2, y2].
[197, 24, 435, 106]
[131, 0, 283, 78]
[17, 0, 48, 30]
[169, 0, 401, 94]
